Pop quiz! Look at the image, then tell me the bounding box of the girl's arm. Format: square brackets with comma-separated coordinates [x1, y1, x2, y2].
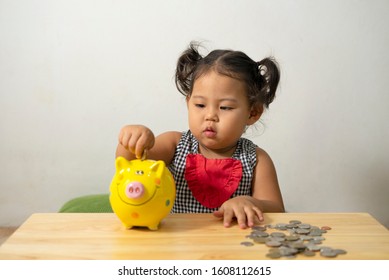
[147, 131, 182, 164]
[251, 147, 285, 212]
[214, 147, 284, 228]
[116, 125, 182, 165]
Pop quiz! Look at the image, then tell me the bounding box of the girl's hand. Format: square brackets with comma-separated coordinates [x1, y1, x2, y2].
[213, 196, 264, 229]
[118, 125, 155, 159]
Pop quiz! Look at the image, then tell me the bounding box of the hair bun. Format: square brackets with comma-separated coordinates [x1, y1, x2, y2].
[257, 58, 280, 107]
[175, 42, 203, 96]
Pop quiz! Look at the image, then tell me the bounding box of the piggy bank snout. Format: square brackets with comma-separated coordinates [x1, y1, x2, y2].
[125, 181, 145, 199]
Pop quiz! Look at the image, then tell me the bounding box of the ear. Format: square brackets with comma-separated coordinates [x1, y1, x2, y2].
[149, 161, 166, 183]
[114, 157, 131, 184]
[246, 106, 263, 125]
[115, 156, 130, 171]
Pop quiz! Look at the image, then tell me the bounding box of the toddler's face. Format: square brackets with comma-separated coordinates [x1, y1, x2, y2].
[187, 70, 259, 157]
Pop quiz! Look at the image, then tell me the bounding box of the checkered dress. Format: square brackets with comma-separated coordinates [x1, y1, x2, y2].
[168, 130, 257, 213]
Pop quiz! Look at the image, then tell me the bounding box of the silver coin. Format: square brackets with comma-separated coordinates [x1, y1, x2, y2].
[271, 232, 286, 238]
[286, 223, 298, 229]
[285, 235, 300, 241]
[252, 237, 269, 244]
[313, 236, 325, 241]
[240, 241, 254, 247]
[252, 225, 267, 231]
[289, 242, 306, 251]
[248, 231, 269, 238]
[255, 231, 269, 238]
[320, 250, 338, 258]
[289, 220, 302, 225]
[275, 223, 289, 230]
[295, 228, 310, 234]
[303, 250, 316, 257]
[320, 247, 333, 252]
[287, 229, 297, 235]
[276, 223, 288, 228]
[266, 251, 282, 259]
[269, 236, 285, 242]
[269, 248, 280, 253]
[298, 223, 311, 229]
[308, 229, 323, 236]
[279, 246, 298, 256]
[299, 235, 313, 241]
[306, 244, 321, 251]
[333, 249, 347, 254]
[266, 240, 282, 247]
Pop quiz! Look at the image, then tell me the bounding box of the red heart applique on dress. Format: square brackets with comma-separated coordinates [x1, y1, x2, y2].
[185, 154, 243, 208]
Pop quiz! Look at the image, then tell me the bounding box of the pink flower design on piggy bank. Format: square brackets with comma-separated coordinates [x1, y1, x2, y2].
[109, 157, 176, 230]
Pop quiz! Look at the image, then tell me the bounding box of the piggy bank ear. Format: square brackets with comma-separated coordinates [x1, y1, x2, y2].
[149, 161, 166, 181]
[115, 156, 130, 171]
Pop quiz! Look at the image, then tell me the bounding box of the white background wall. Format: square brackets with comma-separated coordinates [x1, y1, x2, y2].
[1, 0, 388, 228]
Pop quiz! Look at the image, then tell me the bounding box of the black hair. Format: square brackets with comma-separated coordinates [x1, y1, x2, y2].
[175, 41, 280, 108]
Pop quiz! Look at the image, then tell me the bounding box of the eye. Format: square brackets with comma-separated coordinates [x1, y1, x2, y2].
[195, 103, 205, 108]
[135, 170, 144, 175]
[220, 106, 233, 111]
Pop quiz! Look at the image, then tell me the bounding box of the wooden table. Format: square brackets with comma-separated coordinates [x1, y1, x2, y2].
[0, 212, 388, 260]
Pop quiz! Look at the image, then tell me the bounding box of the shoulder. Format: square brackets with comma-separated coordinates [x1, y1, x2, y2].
[255, 147, 275, 168]
[253, 147, 278, 188]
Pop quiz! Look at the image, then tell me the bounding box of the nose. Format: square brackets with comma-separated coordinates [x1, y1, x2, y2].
[125, 181, 144, 199]
[205, 107, 219, 122]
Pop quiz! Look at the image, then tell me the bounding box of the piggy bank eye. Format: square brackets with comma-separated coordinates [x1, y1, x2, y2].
[135, 170, 144, 175]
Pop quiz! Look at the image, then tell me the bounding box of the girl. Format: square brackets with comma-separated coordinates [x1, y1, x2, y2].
[116, 42, 285, 229]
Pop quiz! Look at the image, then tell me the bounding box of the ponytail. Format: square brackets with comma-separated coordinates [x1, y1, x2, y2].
[256, 58, 280, 108]
[175, 42, 203, 96]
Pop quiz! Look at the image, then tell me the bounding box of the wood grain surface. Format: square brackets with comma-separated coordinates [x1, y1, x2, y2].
[0, 213, 388, 260]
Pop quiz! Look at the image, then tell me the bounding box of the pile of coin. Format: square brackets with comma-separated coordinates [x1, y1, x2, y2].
[240, 220, 347, 259]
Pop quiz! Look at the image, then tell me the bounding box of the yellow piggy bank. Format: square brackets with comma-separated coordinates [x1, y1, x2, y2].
[109, 157, 176, 230]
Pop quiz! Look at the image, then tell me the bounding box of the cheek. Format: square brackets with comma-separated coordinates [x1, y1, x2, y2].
[188, 108, 201, 121]
[187, 110, 194, 122]
[187, 112, 198, 130]
[225, 113, 251, 129]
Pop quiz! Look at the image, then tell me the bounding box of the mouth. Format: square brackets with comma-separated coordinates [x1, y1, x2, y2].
[203, 127, 217, 138]
[117, 185, 158, 206]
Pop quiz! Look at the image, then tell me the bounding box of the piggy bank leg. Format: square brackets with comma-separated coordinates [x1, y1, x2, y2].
[123, 223, 134, 229]
[148, 224, 159, 231]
